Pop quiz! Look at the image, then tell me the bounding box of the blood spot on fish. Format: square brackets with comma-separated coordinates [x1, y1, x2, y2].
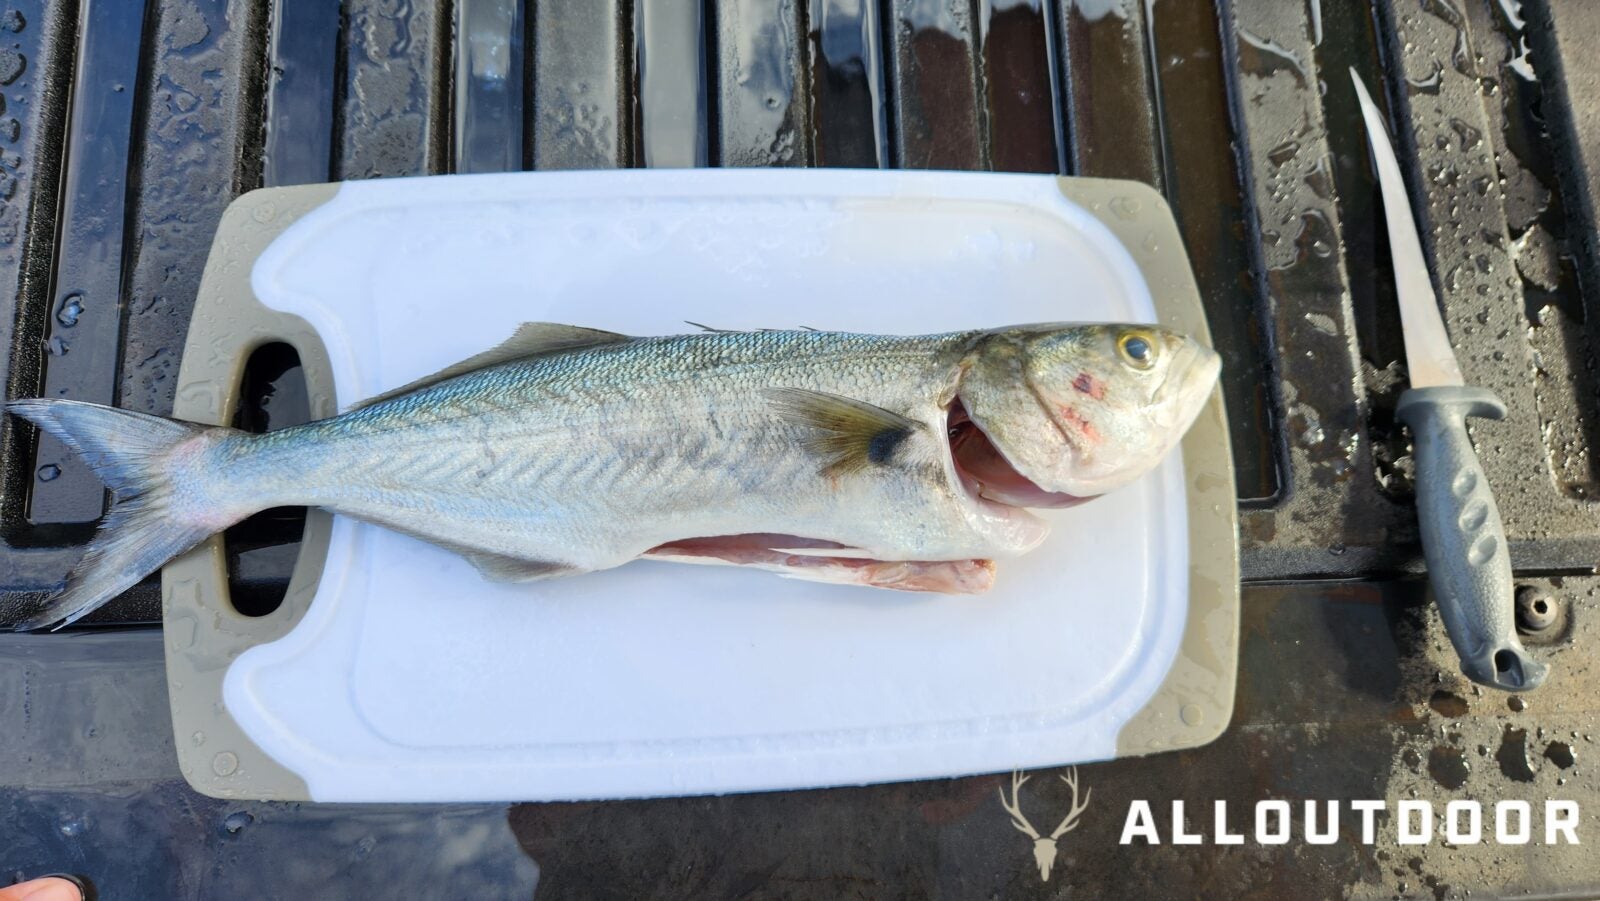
[1057, 406, 1101, 444]
[868, 427, 910, 464]
[1072, 372, 1105, 399]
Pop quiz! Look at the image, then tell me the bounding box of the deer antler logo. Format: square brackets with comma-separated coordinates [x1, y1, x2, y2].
[997, 768, 1092, 881]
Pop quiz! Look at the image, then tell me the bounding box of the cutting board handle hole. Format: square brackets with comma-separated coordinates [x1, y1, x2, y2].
[221, 341, 310, 618]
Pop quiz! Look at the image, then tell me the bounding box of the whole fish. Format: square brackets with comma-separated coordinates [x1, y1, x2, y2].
[8, 322, 1220, 629]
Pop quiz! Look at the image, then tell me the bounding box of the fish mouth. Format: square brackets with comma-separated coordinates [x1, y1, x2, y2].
[1154, 341, 1210, 404]
[947, 397, 1089, 509]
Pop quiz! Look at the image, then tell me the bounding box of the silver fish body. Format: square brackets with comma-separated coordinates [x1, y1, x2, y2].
[215, 331, 1042, 571]
[8, 323, 1221, 629]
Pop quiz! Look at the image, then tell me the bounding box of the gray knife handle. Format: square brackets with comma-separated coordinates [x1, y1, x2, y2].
[1395, 386, 1547, 691]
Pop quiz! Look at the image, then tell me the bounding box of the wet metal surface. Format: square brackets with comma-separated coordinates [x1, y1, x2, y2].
[713, 0, 812, 167]
[336, 0, 450, 180]
[1151, 0, 1280, 504]
[0, 0, 132, 627]
[807, 0, 888, 168]
[454, 0, 525, 174]
[262, 0, 339, 187]
[634, 0, 709, 168]
[118, 0, 269, 421]
[3, 1, 1600, 896]
[28, 0, 145, 526]
[1056, 0, 1161, 184]
[527, 0, 628, 169]
[884, 0, 984, 169]
[977, 0, 1062, 173]
[1530, 2, 1600, 329]
[1230, 0, 1411, 571]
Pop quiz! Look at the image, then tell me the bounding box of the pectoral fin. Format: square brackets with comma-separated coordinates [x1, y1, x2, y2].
[348, 323, 633, 410]
[764, 387, 920, 476]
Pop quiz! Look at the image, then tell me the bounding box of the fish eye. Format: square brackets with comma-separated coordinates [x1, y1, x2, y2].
[1117, 331, 1158, 370]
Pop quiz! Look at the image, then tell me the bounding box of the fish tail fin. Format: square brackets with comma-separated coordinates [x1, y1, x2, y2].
[8, 399, 231, 630]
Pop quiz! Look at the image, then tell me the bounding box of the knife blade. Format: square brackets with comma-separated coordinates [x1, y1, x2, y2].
[1351, 69, 1547, 692]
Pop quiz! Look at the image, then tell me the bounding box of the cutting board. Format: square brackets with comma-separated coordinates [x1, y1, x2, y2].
[163, 170, 1239, 802]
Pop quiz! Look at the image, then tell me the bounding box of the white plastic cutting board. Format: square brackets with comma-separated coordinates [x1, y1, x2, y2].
[222, 170, 1192, 802]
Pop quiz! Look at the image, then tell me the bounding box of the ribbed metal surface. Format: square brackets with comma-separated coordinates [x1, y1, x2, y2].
[4, 0, 1600, 626]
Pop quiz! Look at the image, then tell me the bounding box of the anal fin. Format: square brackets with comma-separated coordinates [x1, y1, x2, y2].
[464, 552, 577, 583]
[369, 519, 583, 584]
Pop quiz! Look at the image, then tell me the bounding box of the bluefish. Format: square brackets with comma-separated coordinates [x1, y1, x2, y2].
[8, 322, 1220, 629]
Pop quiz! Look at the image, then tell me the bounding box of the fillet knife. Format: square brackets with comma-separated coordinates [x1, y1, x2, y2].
[1351, 70, 1546, 691]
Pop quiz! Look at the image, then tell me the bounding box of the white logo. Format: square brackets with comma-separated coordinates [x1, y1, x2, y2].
[1117, 798, 1582, 846]
[997, 768, 1093, 881]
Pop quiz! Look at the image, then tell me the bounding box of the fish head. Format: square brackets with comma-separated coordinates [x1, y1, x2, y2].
[953, 324, 1220, 503]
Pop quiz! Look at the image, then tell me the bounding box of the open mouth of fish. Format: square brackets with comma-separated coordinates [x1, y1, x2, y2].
[646, 396, 1084, 594]
[943, 397, 1087, 510]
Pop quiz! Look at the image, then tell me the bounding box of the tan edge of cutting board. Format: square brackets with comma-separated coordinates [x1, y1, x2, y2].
[165, 183, 337, 800]
[165, 177, 1241, 801]
[1050, 179, 1241, 758]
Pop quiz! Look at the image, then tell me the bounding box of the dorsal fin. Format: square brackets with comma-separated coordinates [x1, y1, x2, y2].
[347, 323, 633, 411]
[763, 387, 921, 476]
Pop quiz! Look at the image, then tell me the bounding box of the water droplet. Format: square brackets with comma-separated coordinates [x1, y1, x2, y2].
[1303, 311, 1338, 335]
[36, 463, 58, 481]
[192, 730, 206, 747]
[0, 47, 24, 86]
[1406, 62, 1444, 95]
[46, 335, 66, 355]
[1430, 164, 1461, 189]
[1449, 117, 1483, 151]
[223, 811, 253, 835]
[1, 9, 24, 32]
[1267, 139, 1300, 168]
[57, 812, 86, 837]
[1498, 725, 1537, 781]
[56, 292, 83, 326]
[1545, 741, 1576, 769]
[212, 751, 239, 776]
[1428, 745, 1470, 789]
